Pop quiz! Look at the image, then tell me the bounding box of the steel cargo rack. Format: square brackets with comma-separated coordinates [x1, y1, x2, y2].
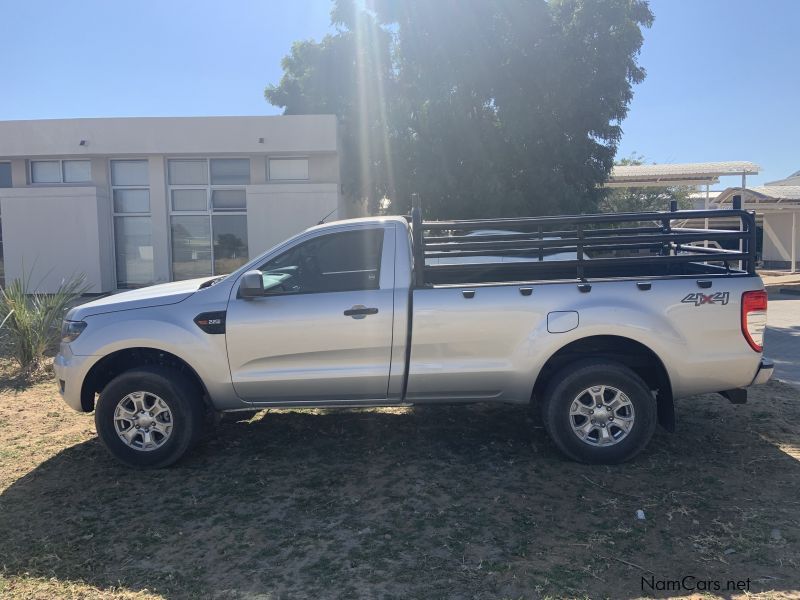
[407, 194, 757, 287]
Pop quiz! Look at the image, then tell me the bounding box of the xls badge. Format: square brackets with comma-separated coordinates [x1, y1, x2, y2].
[681, 292, 730, 306]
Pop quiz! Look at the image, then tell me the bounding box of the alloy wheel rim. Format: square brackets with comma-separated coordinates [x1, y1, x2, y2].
[113, 391, 174, 452]
[569, 385, 635, 447]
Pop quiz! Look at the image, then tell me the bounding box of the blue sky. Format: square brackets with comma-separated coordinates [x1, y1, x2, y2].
[1, 0, 796, 186]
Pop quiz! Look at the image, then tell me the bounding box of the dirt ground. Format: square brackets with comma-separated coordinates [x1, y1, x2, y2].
[1, 358, 799, 599]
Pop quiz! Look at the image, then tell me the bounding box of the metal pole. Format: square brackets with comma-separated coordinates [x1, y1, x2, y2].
[792, 211, 797, 274]
[740, 173, 747, 269]
[704, 183, 710, 247]
[733, 194, 743, 271]
[669, 200, 679, 255]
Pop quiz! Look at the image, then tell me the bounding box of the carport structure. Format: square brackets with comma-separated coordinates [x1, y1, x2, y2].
[607, 161, 760, 226]
[607, 161, 759, 190]
[604, 161, 800, 273]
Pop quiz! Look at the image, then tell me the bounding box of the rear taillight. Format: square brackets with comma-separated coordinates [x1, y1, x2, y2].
[741, 290, 768, 352]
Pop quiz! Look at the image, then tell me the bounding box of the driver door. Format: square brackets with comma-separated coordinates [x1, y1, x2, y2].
[225, 225, 396, 403]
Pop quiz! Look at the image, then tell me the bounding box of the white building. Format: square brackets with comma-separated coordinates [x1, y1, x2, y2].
[0, 115, 343, 292]
[715, 173, 800, 272]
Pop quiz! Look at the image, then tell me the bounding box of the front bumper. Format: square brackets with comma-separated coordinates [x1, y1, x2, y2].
[53, 348, 96, 412]
[751, 357, 774, 386]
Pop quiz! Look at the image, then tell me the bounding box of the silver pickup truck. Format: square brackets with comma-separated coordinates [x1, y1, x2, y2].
[55, 203, 773, 467]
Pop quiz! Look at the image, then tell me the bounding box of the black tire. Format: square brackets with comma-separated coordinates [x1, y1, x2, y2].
[541, 359, 657, 464]
[95, 366, 205, 468]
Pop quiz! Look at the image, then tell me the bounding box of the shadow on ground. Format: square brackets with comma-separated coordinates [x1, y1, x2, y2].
[1, 383, 799, 599]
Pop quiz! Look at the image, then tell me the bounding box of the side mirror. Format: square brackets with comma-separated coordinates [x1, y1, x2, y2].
[238, 270, 264, 298]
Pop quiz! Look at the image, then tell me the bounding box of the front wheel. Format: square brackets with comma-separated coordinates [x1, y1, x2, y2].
[541, 360, 657, 464]
[95, 366, 205, 468]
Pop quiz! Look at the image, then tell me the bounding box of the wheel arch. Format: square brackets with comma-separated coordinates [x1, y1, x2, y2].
[80, 347, 210, 412]
[532, 335, 675, 432]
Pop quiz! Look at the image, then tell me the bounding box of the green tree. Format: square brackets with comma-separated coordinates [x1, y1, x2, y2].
[600, 156, 693, 213]
[266, 0, 653, 219]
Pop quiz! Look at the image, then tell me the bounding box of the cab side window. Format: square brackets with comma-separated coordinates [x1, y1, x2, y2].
[257, 229, 384, 294]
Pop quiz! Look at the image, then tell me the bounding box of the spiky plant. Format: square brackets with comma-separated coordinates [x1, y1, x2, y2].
[0, 270, 89, 372]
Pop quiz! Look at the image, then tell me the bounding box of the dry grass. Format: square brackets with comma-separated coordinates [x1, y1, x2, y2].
[1, 353, 799, 599]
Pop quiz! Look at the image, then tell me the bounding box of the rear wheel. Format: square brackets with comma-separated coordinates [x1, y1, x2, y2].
[95, 366, 205, 468]
[541, 360, 657, 464]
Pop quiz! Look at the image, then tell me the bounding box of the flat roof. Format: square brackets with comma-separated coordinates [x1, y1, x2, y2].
[606, 161, 760, 187]
[0, 115, 338, 158]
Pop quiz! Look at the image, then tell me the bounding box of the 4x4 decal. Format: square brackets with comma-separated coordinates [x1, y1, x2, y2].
[681, 292, 730, 306]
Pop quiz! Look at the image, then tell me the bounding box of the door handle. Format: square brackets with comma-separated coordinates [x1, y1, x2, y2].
[344, 305, 379, 319]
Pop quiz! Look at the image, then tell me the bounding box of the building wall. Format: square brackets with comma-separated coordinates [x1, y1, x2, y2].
[0, 115, 338, 157]
[0, 116, 342, 293]
[246, 183, 341, 256]
[0, 187, 107, 292]
[762, 212, 799, 270]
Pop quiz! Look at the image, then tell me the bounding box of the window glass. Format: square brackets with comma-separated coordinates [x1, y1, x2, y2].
[258, 229, 383, 294]
[269, 158, 308, 180]
[171, 189, 208, 211]
[113, 189, 150, 213]
[114, 216, 154, 288]
[213, 215, 249, 274]
[211, 189, 246, 211]
[31, 161, 61, 183]
[0, 163, 11, 187]
[210, 158, 250, 185]
[111, 160, 148, 186]
[168, 159, 207, 185]
[171, 215, 212, 280]
[0, 215, 4, 287]
[168, 158, 249, 278]
[62, 160, 91, 183]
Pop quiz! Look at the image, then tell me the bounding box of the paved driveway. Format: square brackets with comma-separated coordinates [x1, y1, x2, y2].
[765, 291, 800, 387]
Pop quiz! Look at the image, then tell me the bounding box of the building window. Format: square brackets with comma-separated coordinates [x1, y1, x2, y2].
[168, 158, 250, 280]
[210, 158, 250, 185]
[0, 162, 12, 188]
[30, 159, 91, 183]
[63, 160, 92, 182]
[31, 160, 61, 183]
[111, 160, 154, 288]
[268, 158, 308, 181]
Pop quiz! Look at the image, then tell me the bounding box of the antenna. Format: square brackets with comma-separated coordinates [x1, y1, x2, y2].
[317, 208, 338, 225]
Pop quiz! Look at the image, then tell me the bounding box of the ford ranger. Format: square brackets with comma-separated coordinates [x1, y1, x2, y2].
[54, 200, 773, 467]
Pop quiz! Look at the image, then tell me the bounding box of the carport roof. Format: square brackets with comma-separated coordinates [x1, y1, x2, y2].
[606, 161, 760, 188]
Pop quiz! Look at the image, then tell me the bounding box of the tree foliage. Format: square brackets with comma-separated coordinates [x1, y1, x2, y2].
[266, 0, 653, 219]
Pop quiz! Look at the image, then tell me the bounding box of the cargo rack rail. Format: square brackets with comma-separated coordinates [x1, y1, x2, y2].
[407, 194, 756, 287]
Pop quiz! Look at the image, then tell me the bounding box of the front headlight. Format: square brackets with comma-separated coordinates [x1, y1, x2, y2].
[61, 320, 87, 343]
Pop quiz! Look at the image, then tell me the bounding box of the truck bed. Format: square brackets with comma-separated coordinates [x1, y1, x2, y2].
[409, 201, 757, 287]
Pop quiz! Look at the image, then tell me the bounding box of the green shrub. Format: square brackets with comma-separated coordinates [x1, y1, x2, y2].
[0, 270, 89, 371]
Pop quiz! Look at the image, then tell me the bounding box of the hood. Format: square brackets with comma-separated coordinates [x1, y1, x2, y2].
[68, 277, 211, 319]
